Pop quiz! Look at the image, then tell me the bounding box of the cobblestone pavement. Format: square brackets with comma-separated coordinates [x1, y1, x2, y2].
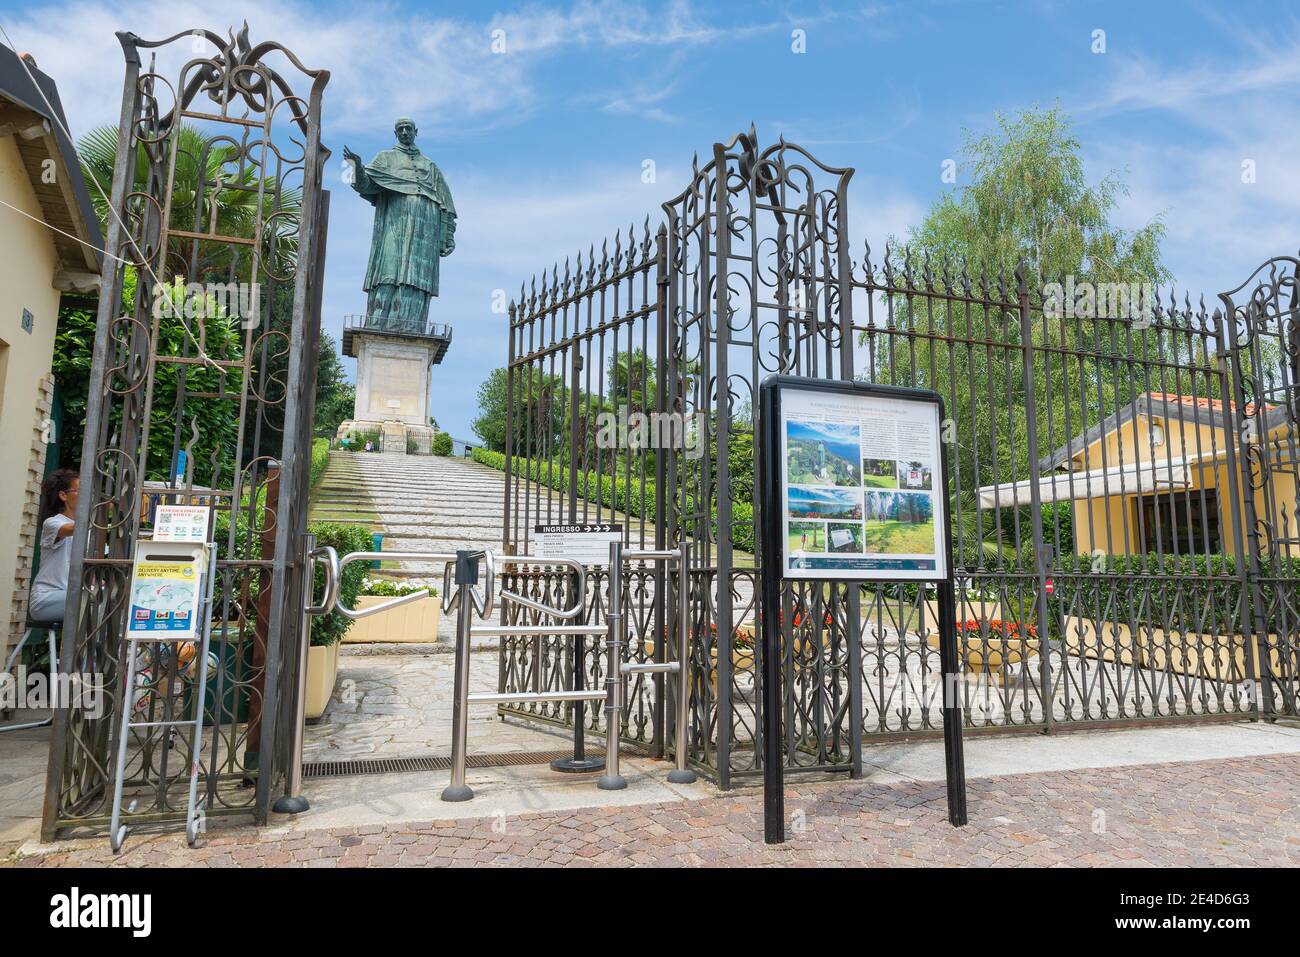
[306, 652, 573, 761]
[9, 753, 1298, 867]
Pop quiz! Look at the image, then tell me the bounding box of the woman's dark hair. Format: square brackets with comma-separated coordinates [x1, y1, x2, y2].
[38, 468, 79, 525]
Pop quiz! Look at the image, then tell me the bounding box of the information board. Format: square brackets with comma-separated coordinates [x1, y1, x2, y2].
[153, 505, 211, 543]
[533, 523, 624, 566]
[776, 384, 948, 580]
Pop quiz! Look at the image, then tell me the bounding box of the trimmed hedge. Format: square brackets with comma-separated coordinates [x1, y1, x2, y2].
[309, 437, 330, 488]
[472, 448, 756, 553]
[432, 432, 453, 456]
[308, 522, 376, 646]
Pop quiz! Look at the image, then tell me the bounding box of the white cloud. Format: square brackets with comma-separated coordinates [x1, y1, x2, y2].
[0, 0, 742, 141]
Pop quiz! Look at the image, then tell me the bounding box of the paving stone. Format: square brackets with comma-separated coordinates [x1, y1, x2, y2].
[9, 753, 1298, 868]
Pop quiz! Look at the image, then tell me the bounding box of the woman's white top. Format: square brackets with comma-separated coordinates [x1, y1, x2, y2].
[30, 513, 74, 604]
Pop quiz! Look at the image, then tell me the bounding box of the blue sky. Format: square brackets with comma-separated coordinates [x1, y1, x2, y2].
[2, 0, 1297, 441]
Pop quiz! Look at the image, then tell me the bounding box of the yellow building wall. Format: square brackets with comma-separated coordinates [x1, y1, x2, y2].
[0, 134, 61, 661]
[1070, 412, 1245, 557]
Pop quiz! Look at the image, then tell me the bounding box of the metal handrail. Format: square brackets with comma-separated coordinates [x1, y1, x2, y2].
[496, 556, 587, 620]
[334, 551, 457, 619]
[305, 545, 340, 615]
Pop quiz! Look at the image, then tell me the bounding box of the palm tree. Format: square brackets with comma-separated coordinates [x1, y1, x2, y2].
[77, 124, 301, 283]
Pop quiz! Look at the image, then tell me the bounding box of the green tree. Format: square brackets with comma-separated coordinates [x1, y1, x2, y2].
[313, 333, 354, 435]
[473, 366, 566, 455]
[53, 272, 243, 483]
[77, 124, 300, 281]
[862, 107, 1171, 500]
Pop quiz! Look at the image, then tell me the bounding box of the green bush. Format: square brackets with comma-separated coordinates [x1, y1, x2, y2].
[309, 437, 330, 488]
[472, 448, 756, 554]
[1048, 552, 1300, 636]
[307, 522, 376, 646]
[432, 432, 453, 456]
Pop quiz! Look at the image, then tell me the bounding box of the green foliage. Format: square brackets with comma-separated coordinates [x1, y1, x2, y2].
[472, 448, 756, 555]
[309, 438, 330, 488]
[432, 432, 453, 456]
[609, 348, 656, 409]
[863, 107, 1174, 510]
[1049, 552, 1300, 636]
[79, 124, 300, 278]
[313, 334, 354, 436]
[307, 522, 375, 646]
[359, 577, 436, 598]
[53, 274, 243, 484]
[342, 427, 381, 450]
[472, 366, 565, 453]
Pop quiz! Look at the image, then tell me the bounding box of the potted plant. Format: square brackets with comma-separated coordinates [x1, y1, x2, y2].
[304, 522, 374, 720]
[927, 617, 1041, 685]
[343, 577, 441, 644]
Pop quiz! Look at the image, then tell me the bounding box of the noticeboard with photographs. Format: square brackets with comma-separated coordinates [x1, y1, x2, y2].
[777, 383, 948, 580]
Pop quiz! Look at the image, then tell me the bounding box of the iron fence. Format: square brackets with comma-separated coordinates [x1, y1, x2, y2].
[499, 128, 1299, 786]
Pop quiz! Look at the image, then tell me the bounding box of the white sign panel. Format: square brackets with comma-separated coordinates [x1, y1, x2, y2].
[153, 505, 211, 543]
[533, 523, 624, 566]
[127, 541, 207, 642]
[780, 386, 947, 580]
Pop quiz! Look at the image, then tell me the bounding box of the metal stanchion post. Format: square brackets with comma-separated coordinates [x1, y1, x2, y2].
[667, 542, 696, 784]
[274, 533, 316, 814]
[441, 550, 479, 802]
[551, 564, 604, 773]
[598, 540, 626, 790]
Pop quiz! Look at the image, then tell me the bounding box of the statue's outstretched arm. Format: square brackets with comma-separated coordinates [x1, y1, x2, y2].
[343, 145, 368, 193]
[440, 213, 456, 256]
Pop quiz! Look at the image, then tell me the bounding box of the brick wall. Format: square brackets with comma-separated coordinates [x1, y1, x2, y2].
[5, 373, 55, 660]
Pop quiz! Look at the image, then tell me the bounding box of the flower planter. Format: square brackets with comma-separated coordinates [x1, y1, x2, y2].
[342, 595, 441, 643]
[304, 641, 340, 721]
[923, 599, 1039, 685]
[1063, 616, 1289, 682]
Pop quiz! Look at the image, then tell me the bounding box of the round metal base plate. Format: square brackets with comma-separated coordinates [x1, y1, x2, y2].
[550, 756, 606, 773]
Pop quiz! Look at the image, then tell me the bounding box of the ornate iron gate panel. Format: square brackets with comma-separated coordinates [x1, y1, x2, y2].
[498, 128, 1298, 788]
[42, 26, 329, 838]
[1221, 257, 1300, 718]
[660, 131, 858, 785]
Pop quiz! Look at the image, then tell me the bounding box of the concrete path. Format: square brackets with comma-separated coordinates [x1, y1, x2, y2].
[312, 451, 515, 640]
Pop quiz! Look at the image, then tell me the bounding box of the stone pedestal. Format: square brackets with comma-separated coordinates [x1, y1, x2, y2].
[352, 333, 439, 426]
[338, 317, 452, 454]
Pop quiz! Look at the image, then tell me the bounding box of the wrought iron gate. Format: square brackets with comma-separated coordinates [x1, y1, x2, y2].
[42, 26, 329, 839]
[499, 127, 1300, 787]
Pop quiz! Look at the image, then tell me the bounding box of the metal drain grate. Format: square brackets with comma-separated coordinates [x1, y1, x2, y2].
[302, 749, 576, 779]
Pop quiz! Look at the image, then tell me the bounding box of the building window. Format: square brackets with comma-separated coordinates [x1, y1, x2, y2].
[1134, 490, 1221, 555]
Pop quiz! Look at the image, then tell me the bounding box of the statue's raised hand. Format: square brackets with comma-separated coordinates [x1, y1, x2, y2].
[342, 146, 363, 178]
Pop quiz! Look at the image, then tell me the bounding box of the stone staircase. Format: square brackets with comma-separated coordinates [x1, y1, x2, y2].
[311, 450, 563, 641]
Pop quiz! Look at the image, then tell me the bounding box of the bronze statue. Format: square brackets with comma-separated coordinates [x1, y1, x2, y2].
[343, 117, 455, 329]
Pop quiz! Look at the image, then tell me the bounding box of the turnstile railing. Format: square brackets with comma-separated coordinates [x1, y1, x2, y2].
[288, 542, 697, 809]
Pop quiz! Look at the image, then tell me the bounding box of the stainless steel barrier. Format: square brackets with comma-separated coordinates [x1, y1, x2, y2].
[276, 546, 490, 814]
[442, 555, 599, 801]
[599, 541, 696, 789]
[282, 541, 696, 810]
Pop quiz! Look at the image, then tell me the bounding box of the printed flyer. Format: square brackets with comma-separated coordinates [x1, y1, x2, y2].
[780, 386, 947, 580]
[127, 544, 205, 641]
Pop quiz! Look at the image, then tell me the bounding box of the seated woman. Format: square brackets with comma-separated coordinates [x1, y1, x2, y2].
[28, 469, 79, 623]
